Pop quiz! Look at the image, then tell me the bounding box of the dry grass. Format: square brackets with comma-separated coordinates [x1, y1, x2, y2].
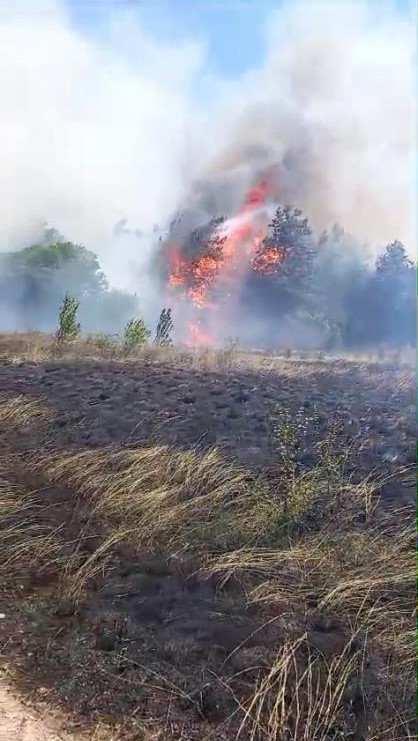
[0, 469, 91, 595]
[0, 334, 415, 741]
[1, 331, 414, 372]
[0, 393, 52, 427]
[206, 519, 414, 739]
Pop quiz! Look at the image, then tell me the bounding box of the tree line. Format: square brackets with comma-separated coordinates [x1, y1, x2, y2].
[166, 205, 415, 349]
[0, 209, 415, 349]
[240, 206, 415, 348]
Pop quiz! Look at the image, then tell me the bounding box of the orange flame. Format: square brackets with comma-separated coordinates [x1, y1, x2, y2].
[166, 169, 281, 344]
[187, 320, 214, 346]
[241, 176, 272, 213]
[251, 246, 283, 275]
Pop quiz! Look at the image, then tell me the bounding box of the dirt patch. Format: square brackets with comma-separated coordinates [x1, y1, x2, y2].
[0, 685, 86, 741]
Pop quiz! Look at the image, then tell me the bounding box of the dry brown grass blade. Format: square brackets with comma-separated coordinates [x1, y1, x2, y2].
[0, 393, 52, 427]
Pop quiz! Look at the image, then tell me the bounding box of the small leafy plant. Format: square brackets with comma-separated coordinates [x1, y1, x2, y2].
[123, 317, 150, 350]
[273, 403, 320, 521]
[56, 293, 80, 342]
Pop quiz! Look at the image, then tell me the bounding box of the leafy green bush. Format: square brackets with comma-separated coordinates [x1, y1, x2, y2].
[123, 317, 150, 350]
[56, 293, 80, 342]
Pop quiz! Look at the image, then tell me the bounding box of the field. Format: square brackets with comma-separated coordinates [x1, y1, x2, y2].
[0, 333, 415, 741]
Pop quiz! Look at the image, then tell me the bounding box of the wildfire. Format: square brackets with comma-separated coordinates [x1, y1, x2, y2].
[165, 168, 283, 344]
[251, 245, 283, 275]
[188, 320, 214, 346]
[241, 176, 272, 213]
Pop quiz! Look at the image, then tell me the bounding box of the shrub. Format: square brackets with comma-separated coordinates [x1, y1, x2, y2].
[123, 317, 150, 350]
[56, 293, 80, 342]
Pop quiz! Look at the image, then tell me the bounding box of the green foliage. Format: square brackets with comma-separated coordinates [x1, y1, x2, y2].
[1, 216, 415, 349]
[241, 205, 317, 333]
[56, 293, 80, 342]
[154, 307, 174, 346]
[376, 240, 413, 275]
[370, 241, 415, 346]
[0, 238, 109, 332]
[4, 241, 108, 294]
[270, 403, 357, 534]
[0, 233, 143, 336]
[273, 404, 320, 518]
[123, 317, 151, 350]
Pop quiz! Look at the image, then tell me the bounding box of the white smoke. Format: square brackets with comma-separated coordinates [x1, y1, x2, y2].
[0, 0, 415, 299]
[0, 0, 204, 292]
[199, 1, 416, 254]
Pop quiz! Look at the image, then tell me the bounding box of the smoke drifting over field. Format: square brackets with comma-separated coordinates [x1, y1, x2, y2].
[0, 0, 415, 344]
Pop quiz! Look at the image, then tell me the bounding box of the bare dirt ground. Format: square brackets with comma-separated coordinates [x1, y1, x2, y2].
[0, 335, 415, 741]
[0, 685, 84, 741]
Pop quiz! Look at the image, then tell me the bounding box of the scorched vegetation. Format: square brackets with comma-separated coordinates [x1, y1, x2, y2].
[0, 334, 414, 741]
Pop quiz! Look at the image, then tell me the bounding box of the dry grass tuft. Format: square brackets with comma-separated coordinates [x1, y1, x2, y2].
[205, 514, 414, 739]
[32, 446, 281, 555]
[2, 331, 414, 373]
[0, 393, 52, 428]
[0, 477, 65, 586]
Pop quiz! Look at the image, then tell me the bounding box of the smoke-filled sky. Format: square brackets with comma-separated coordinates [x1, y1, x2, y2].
[0, 0, 415, 291]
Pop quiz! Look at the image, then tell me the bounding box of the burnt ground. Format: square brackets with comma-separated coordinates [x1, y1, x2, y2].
[0, 344, 415, 740]
[0, 354, 415, 481]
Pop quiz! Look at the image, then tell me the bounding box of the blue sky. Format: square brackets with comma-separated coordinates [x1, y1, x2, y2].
[67, 0, 415, 78]
[67, 0, 286, 76]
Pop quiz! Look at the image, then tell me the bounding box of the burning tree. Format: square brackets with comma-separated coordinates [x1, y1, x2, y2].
[161, 172, 283, 344]
[245, 205, 316, 314]
[158, 168, 415, 350]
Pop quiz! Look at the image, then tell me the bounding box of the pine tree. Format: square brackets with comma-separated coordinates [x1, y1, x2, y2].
[245, 205, 317, 319]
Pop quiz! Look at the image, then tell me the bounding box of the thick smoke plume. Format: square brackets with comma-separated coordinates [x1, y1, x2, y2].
[0, 0, 415, 337]
[185, 0, 416, 252]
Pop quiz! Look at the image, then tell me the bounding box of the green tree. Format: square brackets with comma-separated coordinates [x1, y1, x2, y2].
[3, 241, 107, 295]
[56, 293, 81, 342]
[313, 225, 372, 347]
[0, 239, 117, 332]
[242, 205, 316, 326]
